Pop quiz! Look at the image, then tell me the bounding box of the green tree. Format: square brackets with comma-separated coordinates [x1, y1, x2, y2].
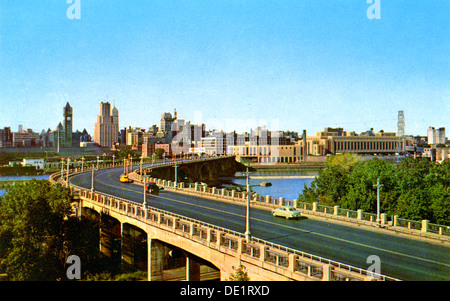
[228, 264, 250, 281]
[153, 148, 165, 160]
[343, 158, 397, 213]
[300, 153, 362, 206]
[297, 155, 449, 225]
[113, 149, 137, 161]
[0, 180, 102, 280]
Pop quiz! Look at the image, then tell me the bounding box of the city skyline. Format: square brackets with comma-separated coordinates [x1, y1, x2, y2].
[0, 1, 448, 136]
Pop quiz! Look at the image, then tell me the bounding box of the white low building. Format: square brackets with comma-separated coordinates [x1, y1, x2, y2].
[22, 158, 45, 169]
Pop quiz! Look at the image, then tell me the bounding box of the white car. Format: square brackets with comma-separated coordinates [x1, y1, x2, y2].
[272, 206, 302, 220]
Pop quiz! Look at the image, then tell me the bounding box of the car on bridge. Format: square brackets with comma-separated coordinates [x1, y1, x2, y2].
[120, 175, 133, 183]
[146, 182, 162, 195]
[272, 206, 302, 220]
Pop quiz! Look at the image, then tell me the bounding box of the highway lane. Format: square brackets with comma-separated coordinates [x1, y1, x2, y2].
[70, 167, 450, 281]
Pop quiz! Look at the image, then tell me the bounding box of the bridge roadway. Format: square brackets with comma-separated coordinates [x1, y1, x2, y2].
[69, 165, 450, 281]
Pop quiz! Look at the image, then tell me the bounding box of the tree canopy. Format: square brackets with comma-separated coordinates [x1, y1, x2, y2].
[298, 154, 450, 225]
[0, 180, 100, 280]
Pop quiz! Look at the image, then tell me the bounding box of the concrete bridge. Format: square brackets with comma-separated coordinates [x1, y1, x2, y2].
[138, 155, 246, 186]
[71, 187, 388, 281]
[50, 157, 400, 281]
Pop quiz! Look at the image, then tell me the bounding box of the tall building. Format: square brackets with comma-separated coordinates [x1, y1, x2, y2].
[63, 102, 73, 147]
[94, 101, 119, 148]
[53, 102, 73, 148]
[397, 111, 405, 137]
[397, 110, 405, 154]
[428, 127, 446, 145]
[160, 109, 177, 140]
[0, 127, 13, 147]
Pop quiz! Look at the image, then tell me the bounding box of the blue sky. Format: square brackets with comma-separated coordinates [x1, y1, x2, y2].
[0, 0, 448, 136]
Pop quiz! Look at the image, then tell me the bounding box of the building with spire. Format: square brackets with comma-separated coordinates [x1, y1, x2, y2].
[53, 102, 73, 148]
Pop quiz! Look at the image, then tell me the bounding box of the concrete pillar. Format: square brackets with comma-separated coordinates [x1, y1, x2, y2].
[260, 246, 269, 262]
[147, 238, 165, 281]
[357, 209, 363, 220]
[393, 215, 399, 227]
[312, 202, 318, 212]
[322, 264, 333, 281]
[279, 197, 285, 206]
[265, 195, 271, 204]
[288, 253, 296, 273]
[421, 220, 429, 233]
[334, 205, 339, 215]
[186, 256, 201, 281]
[380, 213, 387, 225]
[231, 190, 236, 199]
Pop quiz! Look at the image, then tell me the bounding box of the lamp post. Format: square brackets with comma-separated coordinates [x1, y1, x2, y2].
[242, 161, 272, 242]
[66, 158, 70, 187]
[60, 158, 64, 183]
[245, 165, 251, 242]
[143, 169, 147, 208]
[373, 178, 384, 225]
[91, 163, 95, 192]
[173, 162, 179, 190]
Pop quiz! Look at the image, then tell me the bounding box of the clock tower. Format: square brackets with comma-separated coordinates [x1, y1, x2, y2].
[63, 102, 73, 147]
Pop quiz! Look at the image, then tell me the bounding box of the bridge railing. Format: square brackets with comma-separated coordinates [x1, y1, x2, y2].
[131, 171, 450, 242]
[57, 156, 449, 243]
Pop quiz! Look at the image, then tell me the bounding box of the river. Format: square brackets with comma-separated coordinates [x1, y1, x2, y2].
[223, 169, 318, 201]
[0, 175, 50, 197]
[0, 170, 318, 201]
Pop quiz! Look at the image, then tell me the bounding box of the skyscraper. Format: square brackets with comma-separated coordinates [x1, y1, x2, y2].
[94, 101, 119, 148]
[428, 126, 446, 145]
[397, 110, 405, 137]
[397, 110, 405, 154]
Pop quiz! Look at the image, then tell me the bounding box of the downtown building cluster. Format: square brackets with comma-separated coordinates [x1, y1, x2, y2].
[1, 101, 449, 163]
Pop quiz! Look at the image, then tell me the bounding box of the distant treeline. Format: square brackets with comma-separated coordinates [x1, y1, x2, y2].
[298, 154, 450, 225]
[0, 166, 45, 176]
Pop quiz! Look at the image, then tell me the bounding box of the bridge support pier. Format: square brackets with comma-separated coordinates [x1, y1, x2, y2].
[186, 255, 201, 281]
[147, 238, 166, 281]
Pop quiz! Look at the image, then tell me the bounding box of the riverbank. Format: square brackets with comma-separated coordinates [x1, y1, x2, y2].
[0, 175, 50, 190]
[0, 180, 32, 189]
[246, 162, 325, 171]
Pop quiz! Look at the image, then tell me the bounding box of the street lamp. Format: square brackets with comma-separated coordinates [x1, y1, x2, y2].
[66, 158, 70, 187]
[242, 161, 271, 242]
[373, 178, 384, 225]
[91, 163, 95, 192]
[245, 165, 251, 241]
[143, 169, 147, 208]
[60, 158, 64, 182]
